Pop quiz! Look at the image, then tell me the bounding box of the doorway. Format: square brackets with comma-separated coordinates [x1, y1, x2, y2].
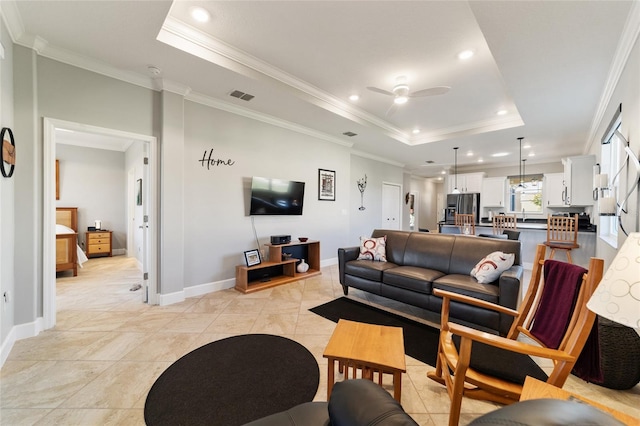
[382, 182, 402, 230]
[43, 118, 158, 330]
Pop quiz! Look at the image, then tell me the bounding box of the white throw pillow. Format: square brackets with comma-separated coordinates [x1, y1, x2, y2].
[357, 236, 387, 262]
[470, 251, 515, 284]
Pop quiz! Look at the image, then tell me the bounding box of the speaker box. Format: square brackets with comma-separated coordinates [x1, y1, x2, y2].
[270, 235, 291, 245]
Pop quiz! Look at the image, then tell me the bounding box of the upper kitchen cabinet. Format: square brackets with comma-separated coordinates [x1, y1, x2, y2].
[562, 155, 596, 206]
[448, 172, 485, 194]
[482, 177, 506, 207]
[544, 173, 565, 207]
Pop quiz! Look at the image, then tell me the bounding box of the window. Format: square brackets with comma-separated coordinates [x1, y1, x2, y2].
[508, 173, 543, 213]
[600, 115, 623, 247]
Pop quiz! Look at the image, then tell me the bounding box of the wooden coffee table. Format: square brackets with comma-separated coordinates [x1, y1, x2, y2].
[323, 319, 406, 402]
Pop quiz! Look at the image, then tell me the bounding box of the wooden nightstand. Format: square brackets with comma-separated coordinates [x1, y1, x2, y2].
[86, 231, 112, 258]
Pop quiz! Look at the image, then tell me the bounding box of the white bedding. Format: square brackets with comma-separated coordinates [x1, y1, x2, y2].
[56, 224, 89, 267]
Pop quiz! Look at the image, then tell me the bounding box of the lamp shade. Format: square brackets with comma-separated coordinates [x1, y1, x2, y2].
[587, 233, 640, 330]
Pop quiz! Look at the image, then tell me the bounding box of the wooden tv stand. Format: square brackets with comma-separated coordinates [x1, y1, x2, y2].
[235, 240, 321, 293]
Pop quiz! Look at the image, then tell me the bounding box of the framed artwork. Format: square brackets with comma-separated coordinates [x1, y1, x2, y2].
[244, 249, 261, 267]
[318, 169, 335, 201]
[136, 178, 142, 206]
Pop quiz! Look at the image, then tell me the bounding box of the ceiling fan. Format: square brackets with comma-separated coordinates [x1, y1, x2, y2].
[367, 76, 450, 116]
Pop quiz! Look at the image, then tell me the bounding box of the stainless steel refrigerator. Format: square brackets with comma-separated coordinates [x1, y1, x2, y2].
[445, 193, 480, 224]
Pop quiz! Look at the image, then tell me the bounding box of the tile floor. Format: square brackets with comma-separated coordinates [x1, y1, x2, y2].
[1, 255, 639, 425]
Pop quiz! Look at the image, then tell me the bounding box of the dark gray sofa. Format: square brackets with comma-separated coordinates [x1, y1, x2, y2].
[338, 230, 523, 335]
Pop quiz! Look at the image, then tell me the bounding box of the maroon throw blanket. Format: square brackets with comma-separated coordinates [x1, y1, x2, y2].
[530, 260, 587, 348]
[529, 260, 602, 382]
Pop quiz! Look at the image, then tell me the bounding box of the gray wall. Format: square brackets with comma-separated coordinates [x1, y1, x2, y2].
[56, 144, 127, 250]
[1, 12, 15, 344]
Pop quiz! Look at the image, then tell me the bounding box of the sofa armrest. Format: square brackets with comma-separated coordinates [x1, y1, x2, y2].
[338, 246, 359, 284]
[498, 264, 524, 335]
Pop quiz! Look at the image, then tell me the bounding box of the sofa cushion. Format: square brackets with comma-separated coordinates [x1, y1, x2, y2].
[448, 237, 521, 276]
[344, 260, 398, 282]
[328, 379, 418, 426]
[382, 266, 443, 294]
[402, 233, 456, 272]
[470, 251, 515, 284]
[433, 274, 499, 303]
[371, 230, 410, 265]
[358, 235, 387, 261]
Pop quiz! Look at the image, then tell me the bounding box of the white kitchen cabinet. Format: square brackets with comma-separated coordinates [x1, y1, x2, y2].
[562, 155, 596, 206]
[482, 177, 506, 207]
[544, 173, 565, 207]
[448, 172, 485, 194]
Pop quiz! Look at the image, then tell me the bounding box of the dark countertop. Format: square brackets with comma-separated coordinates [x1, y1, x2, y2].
[440, 220, 596, 233]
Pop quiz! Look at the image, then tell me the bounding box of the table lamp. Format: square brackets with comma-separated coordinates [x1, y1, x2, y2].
[587, 232, 640, 335]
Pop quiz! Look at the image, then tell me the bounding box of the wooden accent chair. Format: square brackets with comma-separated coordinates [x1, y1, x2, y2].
[544, 214, 579, 263]
[493, 215, 517, 235]
[454, 213, 475, 235]
[427, 244, 604, 426]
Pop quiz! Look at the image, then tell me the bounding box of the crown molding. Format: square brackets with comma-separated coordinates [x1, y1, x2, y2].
[187, 92, 353, 149]
[411, 113, 525, 145]
[585, 0, 640, 153]
[0, 0, 24, 43]
[158, 16, 411, 142]
[351, 149, 405, 168]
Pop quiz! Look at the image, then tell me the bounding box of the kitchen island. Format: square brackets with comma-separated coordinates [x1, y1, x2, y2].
[439, 220, 596, 269]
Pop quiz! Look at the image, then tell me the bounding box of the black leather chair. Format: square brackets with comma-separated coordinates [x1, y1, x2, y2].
[243, 379, 418, 426]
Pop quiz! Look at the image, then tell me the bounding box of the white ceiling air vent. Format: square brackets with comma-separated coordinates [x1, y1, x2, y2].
[342, 131, 357, 137]
[229, 90, 255, 101]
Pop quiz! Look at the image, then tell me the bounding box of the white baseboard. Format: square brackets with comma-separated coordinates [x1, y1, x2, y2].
[112, 248, 126, 256]
[1, 317, 44, 367]
[158, 278, 235, 306]
[321, 257, 338, 268]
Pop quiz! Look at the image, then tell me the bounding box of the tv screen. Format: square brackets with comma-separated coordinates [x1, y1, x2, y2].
[249, 177, 305, 215]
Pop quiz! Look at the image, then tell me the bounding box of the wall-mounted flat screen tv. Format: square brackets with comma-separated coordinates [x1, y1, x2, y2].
[249, 176, 305, 215]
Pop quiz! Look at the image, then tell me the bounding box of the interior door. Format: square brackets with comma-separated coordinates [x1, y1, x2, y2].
[382, 183, 401, 230]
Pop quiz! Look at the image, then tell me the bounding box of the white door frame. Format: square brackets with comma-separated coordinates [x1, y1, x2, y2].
[43, 118, 159, 330]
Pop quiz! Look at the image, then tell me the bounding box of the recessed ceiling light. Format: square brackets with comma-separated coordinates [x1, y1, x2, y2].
[458, 49, 474, 60]
[496, 109, 507, 116]
[477, 158, 484, 163]
[190, 6, 210, 23]
[528, 152, 535, 157]
[466, 151, 473, 156]
[523, 143, 531, 149]
[491, 152, 509, 157]
[349, 94, 359, 101]
[412, 129, 420, 134]
[441, 170, 446, 175]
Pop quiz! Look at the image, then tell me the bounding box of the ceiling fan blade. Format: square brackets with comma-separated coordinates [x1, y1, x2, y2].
[409, 86, 451, 97]
[367, 86, 395, 96]
[385, 103, 398, 117]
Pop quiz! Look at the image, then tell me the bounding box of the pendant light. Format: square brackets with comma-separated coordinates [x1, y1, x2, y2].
[515, 137, 524, 193]
[452, 147, 461, 194]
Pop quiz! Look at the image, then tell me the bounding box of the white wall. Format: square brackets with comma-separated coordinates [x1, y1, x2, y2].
[182, 101, 352, 286]
[349, 154, 404, 243]
[56, 144, 127, 250]
[589, 35, 640, 265]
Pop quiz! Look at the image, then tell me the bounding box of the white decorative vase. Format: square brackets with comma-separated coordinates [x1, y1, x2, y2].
[297, 259, 309, 273]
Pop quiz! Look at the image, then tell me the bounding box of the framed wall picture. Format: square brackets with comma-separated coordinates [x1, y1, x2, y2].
[1, 127, 16, 178]
[56, 159, 60, 200]
[136, 178, 142, 206]
[244, 249, 261, 267]
[318, 169, 335, 201]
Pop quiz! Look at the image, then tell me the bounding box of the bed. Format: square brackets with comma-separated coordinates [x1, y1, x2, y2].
[56, 207, 88, 276]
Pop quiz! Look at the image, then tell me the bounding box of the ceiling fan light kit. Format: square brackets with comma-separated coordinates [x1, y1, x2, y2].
[366, 75, 450, 116]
